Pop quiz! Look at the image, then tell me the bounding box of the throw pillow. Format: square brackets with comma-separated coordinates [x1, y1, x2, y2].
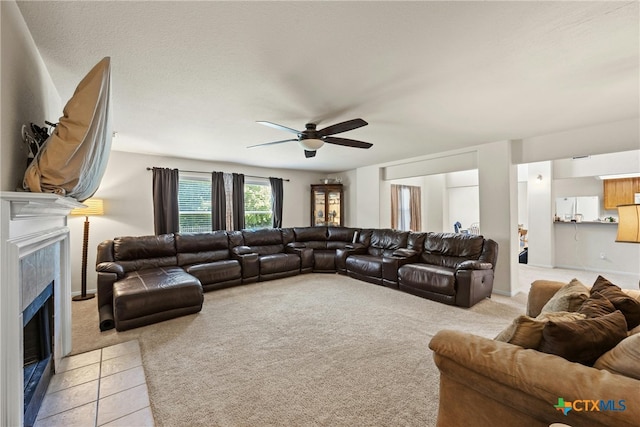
[578, 292, 616, 318]
[591, 275, 640, 330]
[540, 278, 589, 314]
[593, 334, 640, 380]
[538, 310, 628, 366]
[494, 312, 586, 349]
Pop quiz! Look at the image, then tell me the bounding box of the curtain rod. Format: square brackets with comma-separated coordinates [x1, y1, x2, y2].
[145, 167, 290, 182]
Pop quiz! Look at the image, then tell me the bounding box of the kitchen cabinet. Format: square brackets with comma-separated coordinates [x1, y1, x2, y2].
[603, 178, 640, 210]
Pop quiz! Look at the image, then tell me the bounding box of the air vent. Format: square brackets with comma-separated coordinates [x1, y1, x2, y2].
[571, 155, 591, 160]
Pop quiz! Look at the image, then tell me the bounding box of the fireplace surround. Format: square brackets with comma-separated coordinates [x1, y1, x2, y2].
[1, 192, 82, 426]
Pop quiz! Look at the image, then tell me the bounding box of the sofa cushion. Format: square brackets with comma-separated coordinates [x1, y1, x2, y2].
[593, 334, 640, 380]
[346, 254, 384, 278]
[538, 310, 628, 365]
[420, 233, 484, 269]
[327, 227, 359, 243]
[591, 275, 640, 329]
[259, 253, 300, 274]
[494, 312, 586, 349]
[398, 264, 456, 296]
[242, 228, 283, 246]
[112, 234, 178, 272]
[175, 231, 230, 266]
[577, 291, 617, 318]
[293, 227, 327, 241]
[540, 278, 589, 314]
[114, 234, 176, 260]
[367, 229, 409, 257]
[113, 267, 203, 323]
[183, 260, 241, 285]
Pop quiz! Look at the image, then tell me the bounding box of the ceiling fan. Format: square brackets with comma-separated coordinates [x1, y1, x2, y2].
[249, 118, 372, 158]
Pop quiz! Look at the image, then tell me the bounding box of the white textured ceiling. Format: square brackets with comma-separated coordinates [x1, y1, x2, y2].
[17, 1, 639, 173]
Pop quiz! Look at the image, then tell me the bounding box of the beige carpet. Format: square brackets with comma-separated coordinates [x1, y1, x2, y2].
[71, 274, 527, 426]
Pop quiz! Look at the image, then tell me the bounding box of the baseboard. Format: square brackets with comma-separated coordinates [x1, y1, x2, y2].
[553, 264, 640, 278]
[524, 263, 555, 269]
[492, 288, 520, 297]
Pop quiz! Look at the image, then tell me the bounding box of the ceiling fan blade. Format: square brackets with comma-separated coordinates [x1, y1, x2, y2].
[323, 136, 373, 149]
[316, 118, 368, 137]
[247, 138, 298, 148]
[257, 121, 300, 135]
[304, 150, 317, 158]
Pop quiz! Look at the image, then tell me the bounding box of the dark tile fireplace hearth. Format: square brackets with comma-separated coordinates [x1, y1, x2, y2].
[23, 282, 54, 427]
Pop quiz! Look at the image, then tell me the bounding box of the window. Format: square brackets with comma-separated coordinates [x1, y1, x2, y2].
[391, 184, 422, 231]
[244, 180, 272, 229]
[398, 186, 411, 231]
[177, 175, 275, 232]
[178, 176, 212, 232]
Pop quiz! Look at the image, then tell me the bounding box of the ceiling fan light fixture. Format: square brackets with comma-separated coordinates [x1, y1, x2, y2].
[299, 138, 324, 150]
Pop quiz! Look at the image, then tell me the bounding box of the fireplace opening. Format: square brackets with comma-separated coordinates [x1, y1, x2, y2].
[23, 282, 54, 427]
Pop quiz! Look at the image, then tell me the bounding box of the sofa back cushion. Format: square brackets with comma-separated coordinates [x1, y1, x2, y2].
[294, 226, 327, 241]
[421, 233, 484, 268]
[242, 228, 284, 255]
[113, 234, 177, 272]
[291, 227, 327, 249]
[175, 231, 230, 266]
[408, 232, 427, 252]
[327, 227, 359, 243]
[367, 229, 409, 257]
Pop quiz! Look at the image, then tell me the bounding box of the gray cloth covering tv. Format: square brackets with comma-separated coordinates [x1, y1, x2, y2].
[23, 57, 112, 202]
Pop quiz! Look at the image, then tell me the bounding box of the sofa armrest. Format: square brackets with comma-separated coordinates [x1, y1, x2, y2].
[392, 248, 417, 258]
[96, 261, 125, 278]
[454, 268, 494, 307]
[344, 242, 366, 250]
[335, 245, 368, 273]
[232, 245, 256, 256]
[526, 280, 566, 317]
[286, 245, 313, 272]
[429, 330, 640, 427]
[231, 248, 259, 282]
[382, 253, 419, 286]
[287, 242, 306, 249]
[456, 260, 492, 271]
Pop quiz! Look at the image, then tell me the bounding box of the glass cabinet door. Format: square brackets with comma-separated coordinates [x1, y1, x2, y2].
[313, 190, 326, 226]
[327, 191, 341, 226]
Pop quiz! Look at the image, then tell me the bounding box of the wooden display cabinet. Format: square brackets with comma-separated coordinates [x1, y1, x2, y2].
[311, 184, 343, 226]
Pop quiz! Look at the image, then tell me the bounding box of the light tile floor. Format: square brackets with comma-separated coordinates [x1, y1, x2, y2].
[34, 340, 155, 427]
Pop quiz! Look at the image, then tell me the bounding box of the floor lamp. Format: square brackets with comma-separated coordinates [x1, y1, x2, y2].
[70, 198, 104, 301]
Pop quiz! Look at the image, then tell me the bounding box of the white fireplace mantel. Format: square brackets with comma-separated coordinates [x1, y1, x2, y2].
[1, 191, 84, 426]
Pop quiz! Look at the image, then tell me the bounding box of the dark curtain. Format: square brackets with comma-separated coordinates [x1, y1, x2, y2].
[232, 173, 245, 230]
[269, 177, 284, 228]
[211, 171, 226, 231]
[152, 167, 179, 235]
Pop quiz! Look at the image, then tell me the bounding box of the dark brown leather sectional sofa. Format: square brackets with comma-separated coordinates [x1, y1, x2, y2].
[96, 227, 498, 331]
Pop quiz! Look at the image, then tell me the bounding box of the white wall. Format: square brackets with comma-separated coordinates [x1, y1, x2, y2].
[513, 118, 640, 164]
[354, 165, 381, 228]
[444, 170, 479, 233]
[73, 150, 325, 296]
[1, 1, 61, 191]
[526, 161, 554, 268]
